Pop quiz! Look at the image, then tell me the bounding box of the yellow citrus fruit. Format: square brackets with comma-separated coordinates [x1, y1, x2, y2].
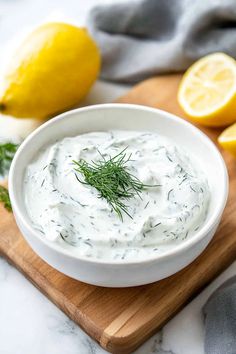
[218, 122, 236, 157]
[178, 53, 236, 127]
[0, 22, 100, 119]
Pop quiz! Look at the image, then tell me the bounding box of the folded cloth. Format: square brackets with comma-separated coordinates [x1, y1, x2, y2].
[87, 0, 236, 83]
[203, 276, 236, 354]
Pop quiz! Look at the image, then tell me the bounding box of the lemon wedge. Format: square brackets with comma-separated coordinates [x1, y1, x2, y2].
[178, 53, 236, 127]
[218, 122, 236, 157]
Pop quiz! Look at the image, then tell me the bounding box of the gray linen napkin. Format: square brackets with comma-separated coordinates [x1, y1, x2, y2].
[203, 276, 236, 354]
[87, 0, 236, 83]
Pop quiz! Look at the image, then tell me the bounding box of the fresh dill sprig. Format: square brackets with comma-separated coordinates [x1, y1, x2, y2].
[73, 147, 157, 220]
[0, 142, 18, 177]
[0, 185, 12, 211]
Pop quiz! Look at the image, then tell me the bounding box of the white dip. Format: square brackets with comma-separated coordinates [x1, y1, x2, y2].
[24, 130, 210, 261]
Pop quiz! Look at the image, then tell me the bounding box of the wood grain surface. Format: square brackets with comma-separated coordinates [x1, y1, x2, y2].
[0, 74, 236, 354]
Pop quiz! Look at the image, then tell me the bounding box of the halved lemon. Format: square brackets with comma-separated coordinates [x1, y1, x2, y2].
[218, 122, 236, 157]
[178, 53, 236, 127]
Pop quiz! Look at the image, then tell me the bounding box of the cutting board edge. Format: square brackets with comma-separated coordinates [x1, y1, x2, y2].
[1, 240, 235, 354]
[100, 261, 235, 354]
[0, 74, 236, 354]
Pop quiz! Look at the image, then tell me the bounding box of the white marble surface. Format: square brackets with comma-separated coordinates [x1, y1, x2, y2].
[0, 1, 235, 354]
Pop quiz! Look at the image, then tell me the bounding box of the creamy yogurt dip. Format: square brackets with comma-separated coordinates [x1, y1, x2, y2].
[24, 130, 210, 261]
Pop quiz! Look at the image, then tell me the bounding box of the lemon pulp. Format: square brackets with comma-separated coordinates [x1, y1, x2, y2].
[178, 53, 236, 127]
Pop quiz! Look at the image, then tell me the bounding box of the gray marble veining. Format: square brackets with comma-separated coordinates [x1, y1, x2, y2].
[0, 1, 235, 353]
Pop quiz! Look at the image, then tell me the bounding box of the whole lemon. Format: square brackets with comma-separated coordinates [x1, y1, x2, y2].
[0, 22, 100, 119]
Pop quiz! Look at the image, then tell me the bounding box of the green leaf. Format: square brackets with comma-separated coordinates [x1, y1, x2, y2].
[0, 142, 18, 177]
[0, 185, 12, 211]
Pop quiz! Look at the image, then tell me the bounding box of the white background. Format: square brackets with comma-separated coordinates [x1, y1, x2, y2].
[0, 1, 235, 354]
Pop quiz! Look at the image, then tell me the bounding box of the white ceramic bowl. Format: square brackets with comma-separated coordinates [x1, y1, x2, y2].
[9, 104, 228, 287]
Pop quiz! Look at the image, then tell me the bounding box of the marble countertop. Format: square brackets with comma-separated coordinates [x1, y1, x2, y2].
[0, 1, 235, 353]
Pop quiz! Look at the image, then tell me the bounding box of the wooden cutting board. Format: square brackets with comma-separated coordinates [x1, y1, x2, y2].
[1, 74, 236, 354]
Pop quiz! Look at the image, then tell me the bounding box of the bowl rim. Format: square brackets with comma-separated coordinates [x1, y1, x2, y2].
[9, 103, 229, 266]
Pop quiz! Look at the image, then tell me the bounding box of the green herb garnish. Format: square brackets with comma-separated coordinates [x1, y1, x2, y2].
[0, 185, 12, 211]
[0, 142, 18, 177]
[73, 147, 157, 220]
